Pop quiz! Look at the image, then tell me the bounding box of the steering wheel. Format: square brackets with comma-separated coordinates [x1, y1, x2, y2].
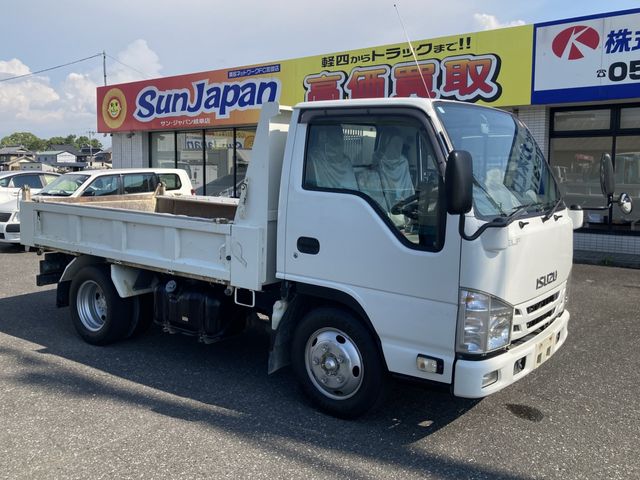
[390, 193, 419, 220]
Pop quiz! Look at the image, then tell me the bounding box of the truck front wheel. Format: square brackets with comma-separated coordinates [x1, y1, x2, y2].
[291, 307, 387, 418]
[70, 266, 133, 345]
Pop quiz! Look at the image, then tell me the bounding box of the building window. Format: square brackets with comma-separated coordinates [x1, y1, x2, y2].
[203, 129, 234, 196]
[177, 131, 205, 193]
[620, 107, 640, 130]
[550, 136, 613, 211]
[613, 135, 640, 225]
[550, 105, 640, 231]
[150, 132, 175, 168]
[553, 109, 611, 132]
[148, 127, 256, 197]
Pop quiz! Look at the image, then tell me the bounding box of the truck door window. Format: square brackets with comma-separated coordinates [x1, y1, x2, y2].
[303, 116, 444, 251]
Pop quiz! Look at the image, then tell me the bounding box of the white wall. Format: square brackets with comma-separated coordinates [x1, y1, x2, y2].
[111, 132, 148, 168]
[58, 152, 76, 163]
[19, 162, 43, 170]
[513, 106, 549, 160]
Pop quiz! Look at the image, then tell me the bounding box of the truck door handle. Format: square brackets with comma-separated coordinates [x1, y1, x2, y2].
[297, 236, 320, 255]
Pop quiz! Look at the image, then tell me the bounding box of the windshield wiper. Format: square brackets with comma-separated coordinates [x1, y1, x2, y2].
[472, 177, 507, 215]
[542, 198, 564, 222]
[506, 202, 545, 219]
[505, 204, 529, 220]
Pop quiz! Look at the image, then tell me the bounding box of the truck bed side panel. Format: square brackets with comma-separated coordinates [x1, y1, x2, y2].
[21, 201, 232, 282]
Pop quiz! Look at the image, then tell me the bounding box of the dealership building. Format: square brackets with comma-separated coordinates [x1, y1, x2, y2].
[97, 8, 640, 259]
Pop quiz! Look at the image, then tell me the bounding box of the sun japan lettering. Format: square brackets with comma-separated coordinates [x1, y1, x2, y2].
[304, 54, 501, 103]
[134, 78, 281, 121]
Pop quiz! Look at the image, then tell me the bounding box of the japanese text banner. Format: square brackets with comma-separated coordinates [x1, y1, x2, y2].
[533, 9, 640, 103]
[97, 26, 532, 133]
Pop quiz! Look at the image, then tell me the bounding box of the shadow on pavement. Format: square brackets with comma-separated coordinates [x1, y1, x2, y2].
[0, 289, 531, 480]
[0, 243, 28, 255]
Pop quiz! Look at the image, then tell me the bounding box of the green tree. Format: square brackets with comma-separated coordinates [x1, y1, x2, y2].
[76, 136, 103, 151]
[0, 132, 46, 151]
[46, 135, 103, 151]
[46, 136, 67, 148]
[0, 132, 104, 153]
[76, 136, 91, 147]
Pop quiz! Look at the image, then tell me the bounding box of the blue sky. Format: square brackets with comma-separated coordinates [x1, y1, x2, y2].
[1, 0, 638, 146]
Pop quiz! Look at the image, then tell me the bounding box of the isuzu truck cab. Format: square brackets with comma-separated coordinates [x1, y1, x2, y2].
[21, 98, 631, 418]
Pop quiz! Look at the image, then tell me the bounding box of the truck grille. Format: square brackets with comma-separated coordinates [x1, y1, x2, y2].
[526, 293, 558, 314]
[511, 287, 565, 343]
[0, 213, 11, 222]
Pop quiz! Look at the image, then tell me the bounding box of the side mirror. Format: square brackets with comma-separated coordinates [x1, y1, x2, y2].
[618, 192, 633, 215]
[600, 153, 615, 197]
[445, 150, 473, 215]
[568, 205, 584, 230]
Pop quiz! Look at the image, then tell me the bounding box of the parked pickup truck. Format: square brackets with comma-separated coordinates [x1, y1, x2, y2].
[20, 99, 630, 417]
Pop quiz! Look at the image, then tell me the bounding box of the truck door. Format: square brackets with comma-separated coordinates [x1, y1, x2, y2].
[280, 107, 462, 382]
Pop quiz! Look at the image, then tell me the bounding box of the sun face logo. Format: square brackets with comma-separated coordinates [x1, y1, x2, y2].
[108, 98, 121, 119]
[101, 88, 127, 129]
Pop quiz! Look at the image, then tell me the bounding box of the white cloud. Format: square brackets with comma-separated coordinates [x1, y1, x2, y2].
[62, 73, 98, 113]
[0, 59, 61, 126]
[0, 59, 31, 77]
[0, 40, 162, 143]
[109, 39, 162, 84]
[473, 13, 526, 31]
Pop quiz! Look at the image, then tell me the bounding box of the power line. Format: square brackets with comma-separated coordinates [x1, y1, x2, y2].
[0, 53, 103, 83]
[105, 53, 151, 80]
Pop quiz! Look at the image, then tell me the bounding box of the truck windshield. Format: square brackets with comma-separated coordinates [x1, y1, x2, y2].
[434, 102, 559, 219]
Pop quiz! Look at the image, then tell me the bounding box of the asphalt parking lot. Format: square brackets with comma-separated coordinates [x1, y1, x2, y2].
[0, 243, 639, 480]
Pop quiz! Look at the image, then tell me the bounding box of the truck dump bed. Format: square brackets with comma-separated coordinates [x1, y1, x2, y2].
[20, 102, 292, 291]
[20, 195, 237, 283]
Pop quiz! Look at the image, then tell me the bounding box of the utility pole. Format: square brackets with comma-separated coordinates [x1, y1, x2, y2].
[103, 50, 107, 86]
[87, 130, 96, 166]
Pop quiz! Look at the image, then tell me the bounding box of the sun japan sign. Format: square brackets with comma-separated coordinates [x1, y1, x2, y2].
[97, 26, 533, 133]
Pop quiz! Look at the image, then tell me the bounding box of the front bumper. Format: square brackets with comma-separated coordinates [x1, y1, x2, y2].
[0, 220, 20, 244]
[453, 310, 569, 398]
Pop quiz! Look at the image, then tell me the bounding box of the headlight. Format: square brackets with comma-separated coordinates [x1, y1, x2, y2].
[13, 211, 19, 222]
[559, 273, 571, 314]
[457, 289, 513, 354]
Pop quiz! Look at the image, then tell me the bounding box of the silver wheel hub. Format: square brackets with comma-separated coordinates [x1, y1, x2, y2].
[305, 328, 363, 400]
[76, 280, 107, 332]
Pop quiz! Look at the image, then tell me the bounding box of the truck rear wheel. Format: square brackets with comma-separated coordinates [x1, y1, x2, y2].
[70, 266, 133, 345]
[291, 307, 387, 418]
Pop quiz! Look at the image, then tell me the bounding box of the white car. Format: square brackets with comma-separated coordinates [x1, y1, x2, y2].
[0, 170, 60, 202]
[0, 168, 193, 244]
[0, 171, 60, 244]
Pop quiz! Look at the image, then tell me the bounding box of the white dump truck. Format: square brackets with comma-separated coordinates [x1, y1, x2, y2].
[20, 98, 631, 418]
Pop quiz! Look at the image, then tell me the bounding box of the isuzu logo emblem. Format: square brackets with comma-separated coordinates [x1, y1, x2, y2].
[536, 271, 558, 290]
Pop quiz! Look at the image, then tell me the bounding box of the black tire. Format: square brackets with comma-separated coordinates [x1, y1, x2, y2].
[291, 307, 387, 419]
[69, 265, 134, 345]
